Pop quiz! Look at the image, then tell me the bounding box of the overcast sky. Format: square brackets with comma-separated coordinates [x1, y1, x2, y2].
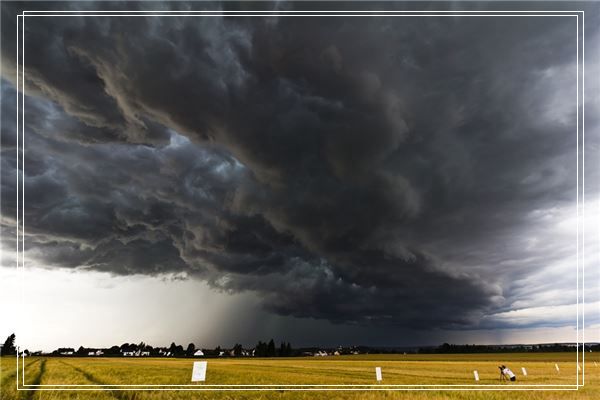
[1, 1, 599, 352]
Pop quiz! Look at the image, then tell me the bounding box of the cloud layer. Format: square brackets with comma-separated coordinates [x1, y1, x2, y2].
[1, 1, 598, 331]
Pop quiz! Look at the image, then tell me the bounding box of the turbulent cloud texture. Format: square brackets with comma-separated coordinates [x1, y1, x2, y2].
[1, 1, 598, 331]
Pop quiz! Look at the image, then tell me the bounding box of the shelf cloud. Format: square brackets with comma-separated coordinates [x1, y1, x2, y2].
[1, 1, 598, 333]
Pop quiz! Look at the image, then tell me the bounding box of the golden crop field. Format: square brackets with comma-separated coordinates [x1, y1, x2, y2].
[1, 353, 599, 400]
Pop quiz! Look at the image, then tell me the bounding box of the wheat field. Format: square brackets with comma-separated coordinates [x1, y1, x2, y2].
[1, 353, 599, 399]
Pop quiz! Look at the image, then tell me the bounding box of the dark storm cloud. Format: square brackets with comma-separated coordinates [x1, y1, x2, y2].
[1, 1, 598, 329]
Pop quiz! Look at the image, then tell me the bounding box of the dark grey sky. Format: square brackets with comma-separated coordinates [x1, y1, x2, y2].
[1, 1, 598, 348]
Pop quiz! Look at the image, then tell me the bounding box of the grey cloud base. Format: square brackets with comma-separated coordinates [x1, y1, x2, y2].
[1, 1, 595, 331]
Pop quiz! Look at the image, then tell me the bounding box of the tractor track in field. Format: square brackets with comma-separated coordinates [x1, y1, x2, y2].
[22, 359, 46, 400]
[59, 361, 138, 400]
[0, 358, 41, 389]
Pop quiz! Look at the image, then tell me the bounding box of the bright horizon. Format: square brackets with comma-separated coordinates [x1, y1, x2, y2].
[3, 266, 598, 353]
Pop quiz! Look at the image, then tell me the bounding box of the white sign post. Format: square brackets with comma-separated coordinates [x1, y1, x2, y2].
[375, 367, 382, 382]
[555, 363, 560, 373]
[521, 367, 527, 376]
[191, 361, 207, 382]
[473, 370, 479, 381]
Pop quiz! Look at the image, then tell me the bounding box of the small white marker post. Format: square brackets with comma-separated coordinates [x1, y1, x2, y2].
[375, 367, 382, 382]
[521, 367, 527, 376]
[191, 361, 207, 382]
[555, 363, 560, 373]
[473, 370, 479, 381]
[577, 364, 581, 371]
[594, 361, 598, 367]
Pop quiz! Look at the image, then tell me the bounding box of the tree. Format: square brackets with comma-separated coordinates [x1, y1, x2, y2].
[254, 341, 266, 357]
[1, 334, 16, 355]
[279, 342, 286, 357]
[233, 344, 243, 356]
[279, 342, 292, 357]
[186, 343, 196, 355]
[120, 343, 134, 352]
[169, 342, 177, 353]
[267, 339, 276, 357]
[167, 342, 184, 356]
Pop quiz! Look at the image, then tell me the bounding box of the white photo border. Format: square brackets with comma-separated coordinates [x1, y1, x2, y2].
[13, 8, 586, 391]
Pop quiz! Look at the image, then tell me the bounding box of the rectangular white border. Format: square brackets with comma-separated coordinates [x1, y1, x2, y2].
[12, 9, 585, 391]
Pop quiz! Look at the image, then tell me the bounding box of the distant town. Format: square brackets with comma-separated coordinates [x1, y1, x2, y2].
[2, 333, 598, 358]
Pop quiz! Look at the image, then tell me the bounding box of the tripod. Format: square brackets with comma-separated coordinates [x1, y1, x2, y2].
[499, 367, 507, 382]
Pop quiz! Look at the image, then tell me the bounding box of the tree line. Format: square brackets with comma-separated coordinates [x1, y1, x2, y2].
[4, 333, 599, 357]
[1, 333, 295, 357]
[254, 340, 292, 357]
[417, 342, 598, 354]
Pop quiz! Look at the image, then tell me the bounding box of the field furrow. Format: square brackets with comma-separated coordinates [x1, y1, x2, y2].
[0, 358, 40, 389]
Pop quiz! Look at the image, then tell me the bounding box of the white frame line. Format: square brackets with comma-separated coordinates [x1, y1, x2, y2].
[14, 9, 585, 392]
[21, 10, 590, 14]
[15, 14, 583, 17]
